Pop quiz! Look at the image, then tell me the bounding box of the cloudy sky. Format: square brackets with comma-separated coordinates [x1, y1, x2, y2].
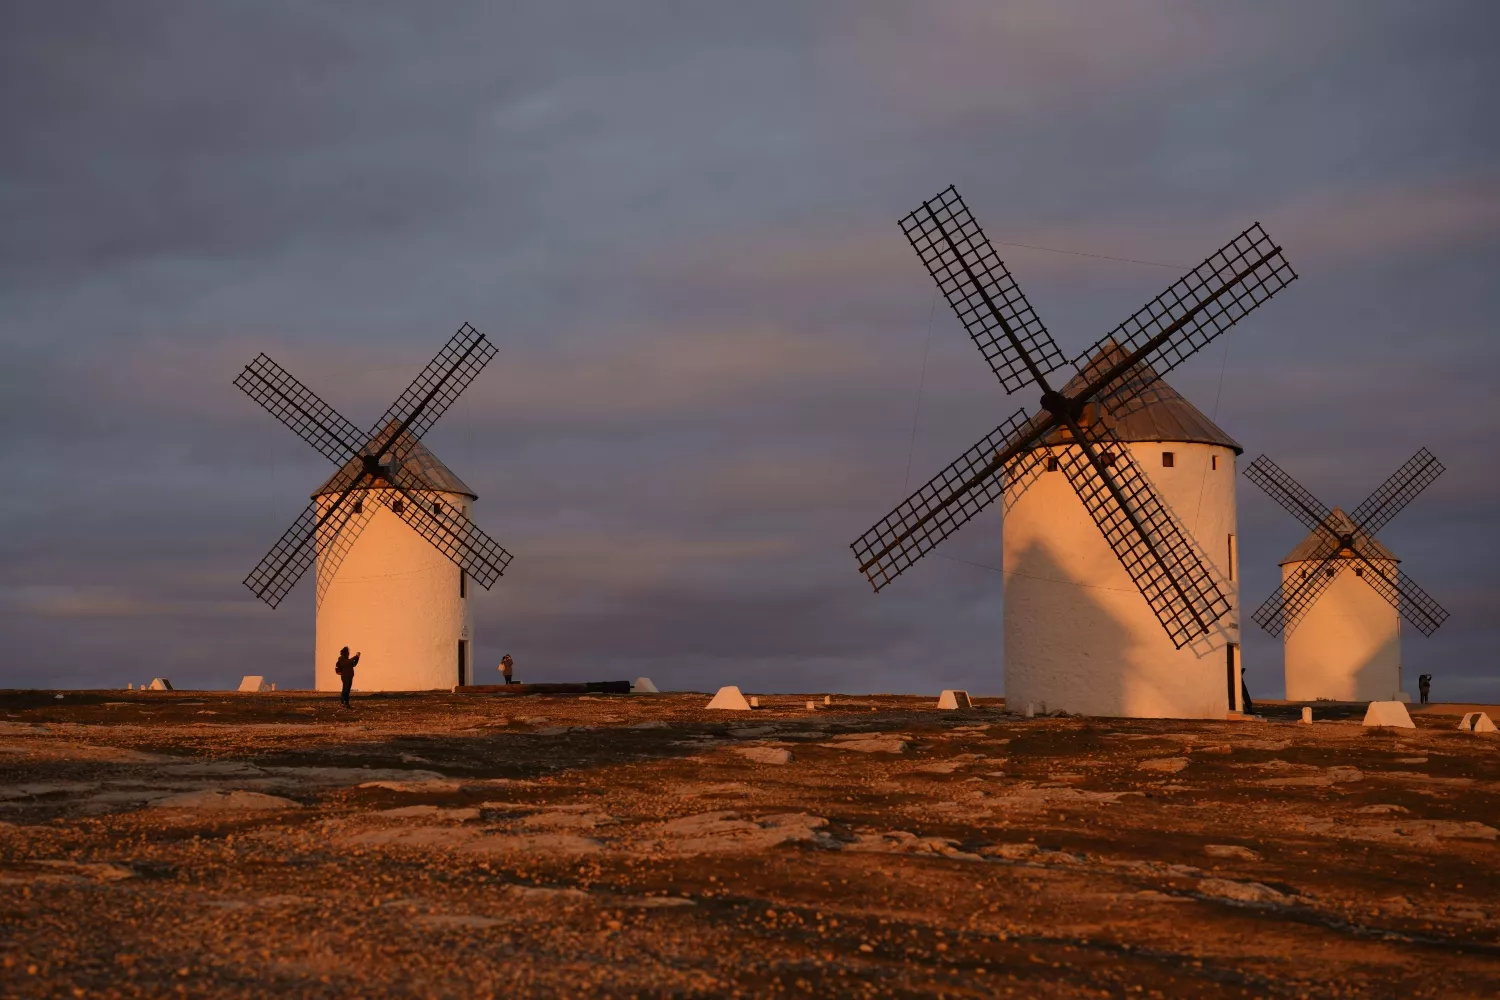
[3, 1, 1496, 700]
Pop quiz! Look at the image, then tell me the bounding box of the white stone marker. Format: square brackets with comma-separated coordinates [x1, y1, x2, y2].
[823, 695, 831, 706]
[706, 686, 752, 711]
[631, 677, 660, 694]
[750, 696, 760, 708]
[1362, 700, 1415, 729]
[805, 700, 817, 711]
[238, 675, 272, 693]
[1458, 712, 1497, 733]
[127, 683, 133, 691]
[148, 678, 174, 691]
[937, 690, 973, 710]
[1300, 706, 1313, 724]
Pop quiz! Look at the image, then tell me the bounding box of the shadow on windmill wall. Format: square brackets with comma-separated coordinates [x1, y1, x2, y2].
[1349, 627, 1402, 701]
[1284, 578, 1403, 702]
[1003, 538, 1136, 718]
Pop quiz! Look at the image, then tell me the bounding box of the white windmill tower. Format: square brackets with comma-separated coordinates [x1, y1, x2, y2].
[852, 186, 1297, 719]
[1244, 451, 1448, 703]
[235, 324, 513, 691]
[1001, 353, 1246, 718]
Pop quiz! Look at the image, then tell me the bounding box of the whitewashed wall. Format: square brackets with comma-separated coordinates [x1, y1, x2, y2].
[313, 490, 474, 692]
[1282, 560, 1401, 701]
[1003, 441, 1241, 719]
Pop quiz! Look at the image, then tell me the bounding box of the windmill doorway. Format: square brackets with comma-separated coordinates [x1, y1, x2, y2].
[457, 640, 468, 687]
[1226, 643, 1241, 712]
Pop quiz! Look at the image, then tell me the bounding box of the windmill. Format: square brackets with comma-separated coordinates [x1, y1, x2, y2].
[1243, 450, 1448, 702]
[235, 323, 512, 691]
[851, 186, 1297, 718]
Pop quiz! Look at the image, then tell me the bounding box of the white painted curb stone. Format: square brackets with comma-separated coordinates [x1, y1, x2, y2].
[1362, 700, 1415, 729]
[706, 686, 752, 711]
[937, 690, 972, 710]
[1458, 712, 1497, 733]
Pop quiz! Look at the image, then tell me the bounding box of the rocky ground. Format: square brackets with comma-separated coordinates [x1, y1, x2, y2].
[0, 689, 1497, 999]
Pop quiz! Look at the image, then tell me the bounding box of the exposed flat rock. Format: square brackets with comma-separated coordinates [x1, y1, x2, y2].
[150, 790, 301, 811]
[733, 746, 793, 765]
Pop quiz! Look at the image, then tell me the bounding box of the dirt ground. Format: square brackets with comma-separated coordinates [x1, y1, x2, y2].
[1, 689, 1496, 999]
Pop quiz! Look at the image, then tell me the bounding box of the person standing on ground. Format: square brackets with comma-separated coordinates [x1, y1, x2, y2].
[500, 653, 515, 685]
[335, 646, 360, 708]
[1419, 673, 1432, 704]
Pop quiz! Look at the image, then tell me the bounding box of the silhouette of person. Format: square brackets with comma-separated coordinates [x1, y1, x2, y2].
[335, 646, 360, 708]
[500, 653, 515, 685]
[1418, 673, 1432, 705]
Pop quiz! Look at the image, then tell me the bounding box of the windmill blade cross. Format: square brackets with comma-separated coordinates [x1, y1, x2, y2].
[1055, 419, 1231, 648]
[236, 322, 507, 609]
[902, 185, 1069, 395]
[1348, 448, 1445, 537]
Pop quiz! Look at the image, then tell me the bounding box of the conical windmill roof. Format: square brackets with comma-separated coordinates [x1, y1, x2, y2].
[1025, 341, 1242, 454]
[311, 420, 477, 500]
[1279, 507, 1399, 566]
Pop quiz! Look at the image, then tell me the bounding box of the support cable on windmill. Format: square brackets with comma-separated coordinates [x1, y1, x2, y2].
[851, 185, 1298, 718]
[235, 323, 512, 691]
[1244, 450, 1448, 702]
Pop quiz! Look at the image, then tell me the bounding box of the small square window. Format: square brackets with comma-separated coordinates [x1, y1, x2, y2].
[352, 499, 363, 514]
[1046, 456, 1059, 472]
[1355, 567, 1364, 577]
[1211, 455, 1219, 471]
[432, 501, 442, 516]
[391, 500, 405, 515]
[1100, 450, 1117, 467]
[1162, 451, 1175, 468]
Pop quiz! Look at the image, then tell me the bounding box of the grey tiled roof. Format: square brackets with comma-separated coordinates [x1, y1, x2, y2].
[1025, 341, 1243, 454]
[1279, 507, 1400, 566]
[312, 420, 477, 499]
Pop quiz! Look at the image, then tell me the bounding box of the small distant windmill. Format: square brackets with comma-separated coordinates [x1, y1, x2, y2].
[851, 186, 1297, 718]
[235, 324, 512, 691]
[1244, 450, 1449, 702]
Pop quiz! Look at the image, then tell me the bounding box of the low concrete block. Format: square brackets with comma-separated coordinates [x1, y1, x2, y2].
[706, 686, 752, 711]
[1362, 701, 1415, 729]
[937, 690, 972, 710]
[1458, 712, 1497, 733]
[148, 678, 173, 691]
[1300, 706, 1313, 724]
[238, 675, 271, 693]
[631, 677, 659, 694]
